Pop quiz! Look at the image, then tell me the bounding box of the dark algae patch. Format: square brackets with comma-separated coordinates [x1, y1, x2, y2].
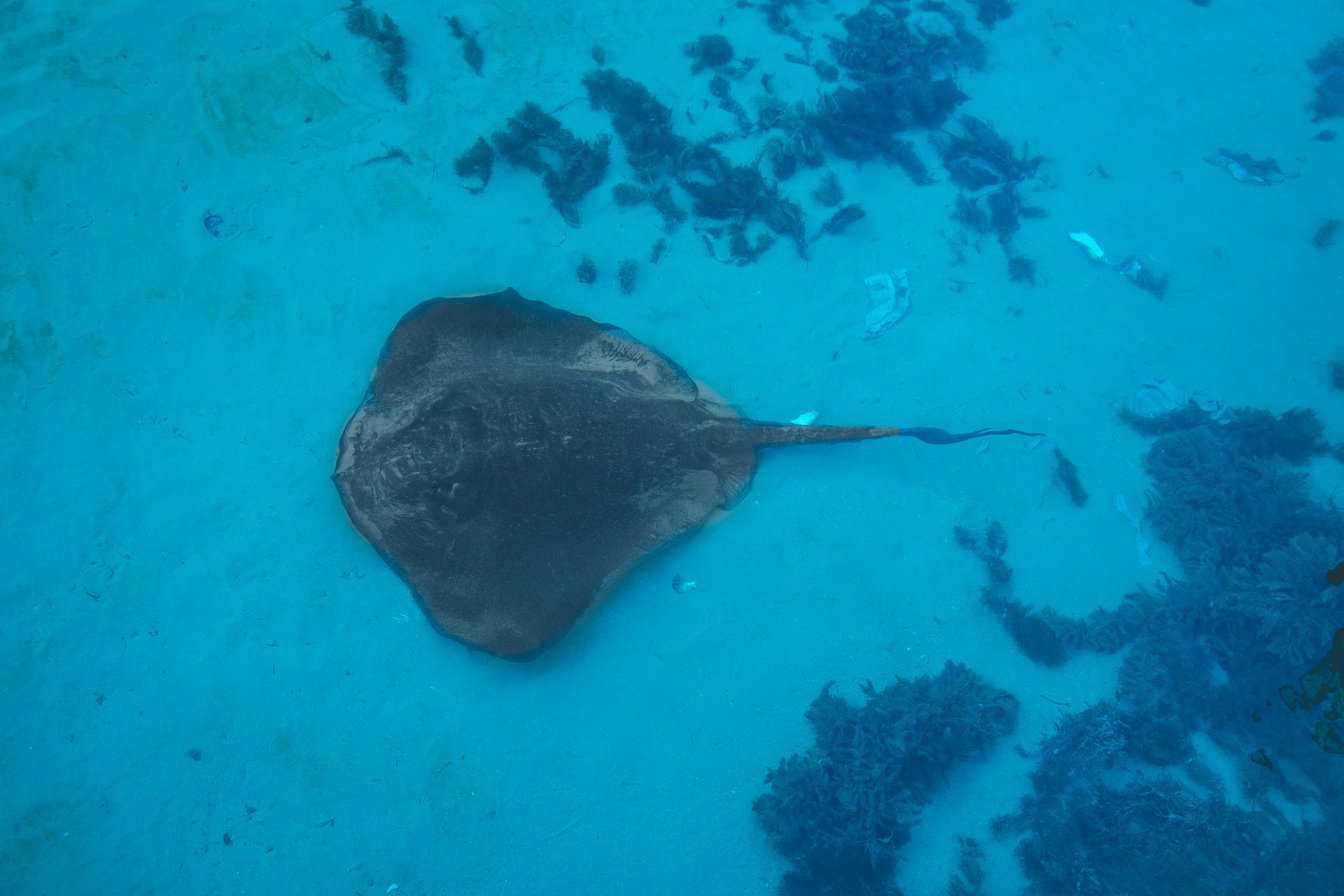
[983, 402, 1344, 894]
[343, 0, 408, 103]
[755, 662, 1017, 895]
[450, 0, 1050, 279]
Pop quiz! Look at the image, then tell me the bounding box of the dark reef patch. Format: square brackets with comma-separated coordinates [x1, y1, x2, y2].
[988, 402, 1344, 894]
[754, 661, 1017, 895]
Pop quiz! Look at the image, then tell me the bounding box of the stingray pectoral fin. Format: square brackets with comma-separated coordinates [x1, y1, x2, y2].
[899, 427, 1044, 445]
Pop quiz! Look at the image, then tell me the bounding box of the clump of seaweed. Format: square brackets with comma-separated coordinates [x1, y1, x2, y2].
[754, 662, 1017, 896]
[957, 519, 1162, 666]
[343, 0, 408, 103]
[1006, 254, 1037, 284]
[1308, 37, 1344, 120]
[828, 4, 986, 82]
[794, 1, 990, 178]
[1051, 447, 1088, 506]
[684, 34, 734, 73]
[934, 116, 1046, 280]
[1313, 218, 1340, 248]
[575, 256, 597, 284]
[617, 258, 638, 294]
[946, 836, 988, 896]
[446, 16, 484, 76]
[936, 115, 1042, 189]
[811, 171, 843, 207]
[957, 522, 1077, 666]
[707, 75, 752, 134]
[954, 520, 1012, 586]
[810, 203, 865, 242]
[810, 80, 963, 170]
[454, 138, 494, 193]
[648, 238, 667, 264]
[489, 104, 610, 226]
[454, 2, 1050, 270]
[583, 69, 688, 184]
[969, 0, 1015, 30]
[678, 147, 808, 260]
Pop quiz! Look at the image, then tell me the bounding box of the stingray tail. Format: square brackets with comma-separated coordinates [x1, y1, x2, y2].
[748, 423, 1043, 446]
[899, 426, 1045, 445]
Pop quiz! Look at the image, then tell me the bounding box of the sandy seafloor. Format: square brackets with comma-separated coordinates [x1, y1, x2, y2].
[3, 0, 1343, 893]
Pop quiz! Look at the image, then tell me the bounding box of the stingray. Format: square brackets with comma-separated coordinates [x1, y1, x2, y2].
[334, 289, 1040, 658]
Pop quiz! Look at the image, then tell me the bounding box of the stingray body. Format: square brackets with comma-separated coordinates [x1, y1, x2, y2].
[335, 289, 1036, 658]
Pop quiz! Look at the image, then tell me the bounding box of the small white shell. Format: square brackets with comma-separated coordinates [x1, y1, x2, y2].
[1068, 231, 1107, 262]
[790, 411, 819, 426]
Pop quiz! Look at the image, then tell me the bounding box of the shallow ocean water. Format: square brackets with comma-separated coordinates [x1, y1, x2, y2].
[3, 1, 1343, 893]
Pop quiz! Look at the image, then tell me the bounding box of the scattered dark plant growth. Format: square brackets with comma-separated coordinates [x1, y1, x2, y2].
[1051, 447, 1088, 506]
[344, 1, 408, 102]
[1308, 37, 1344, 120]
[1313, 218, 1340, 248]
[755, 662, 1017, 895]
[447, 16, 484, 75]
[685, 34, 734, 73]
[617, 258, 638, 295]
[454, 138, 494, 193]
[489, 104, 610, 226]
[575, 256, 597, 284]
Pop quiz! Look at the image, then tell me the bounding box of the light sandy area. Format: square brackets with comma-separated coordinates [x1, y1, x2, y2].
[2, 1, 1342, 893]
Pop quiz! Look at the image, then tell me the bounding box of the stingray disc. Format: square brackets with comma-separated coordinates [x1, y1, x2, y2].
[334, 289, 760, 658]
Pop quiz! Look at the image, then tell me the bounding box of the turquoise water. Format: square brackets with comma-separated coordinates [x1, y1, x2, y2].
[3, 1, 1343, 893]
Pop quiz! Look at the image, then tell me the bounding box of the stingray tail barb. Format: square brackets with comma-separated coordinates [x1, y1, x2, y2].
[749, 423, 1043, 446]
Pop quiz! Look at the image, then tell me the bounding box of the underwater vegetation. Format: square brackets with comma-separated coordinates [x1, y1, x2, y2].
[574, 255, 597, 284]
[453, 0, 1046, 278]
[617, 258, 639, 295]
[802, 1, 986, 179]
[453, 137, 494, 193]
[955, 522, 1153, 667]
[966, 0, 1014, 29]
[995, 696, 1344, 895]
[1281, 629, 1344, 755]
[936, 116, 1047, 282]
[945, 836, 989, 896]
[984, 403, 1344, 893]
[343, 0, 408, 103]
[1308, 37, 1344, 121]
[1123, 407, 1344, 760]
[487, 104, 611, 227]
[446, 16, 484, 76]
[1000, 750, 1337, 896]
[1050, 447, 1088, 507]
[1313, 218, 1340, 249]
[684, 34, 735, 74]
[754, 662, 1017, 895]
[583, 69, 688, 185]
